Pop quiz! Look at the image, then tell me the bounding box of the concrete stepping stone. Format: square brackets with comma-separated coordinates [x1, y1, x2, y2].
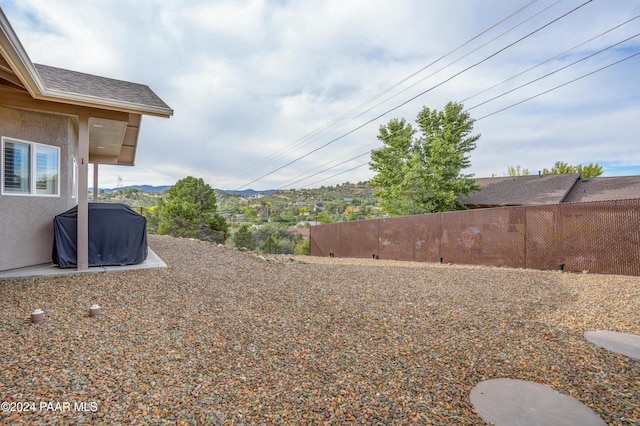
[470, 378, 606, 425]
[584, 330, 640, 360]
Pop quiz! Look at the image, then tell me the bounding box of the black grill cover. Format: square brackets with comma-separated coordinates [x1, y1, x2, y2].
[53, 203, 148, 268]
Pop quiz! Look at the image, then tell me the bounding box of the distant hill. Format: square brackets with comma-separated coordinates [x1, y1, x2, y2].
[90, 185, 280, 196]
[90, 185, 171, 194]
[222, 189, 280, 197]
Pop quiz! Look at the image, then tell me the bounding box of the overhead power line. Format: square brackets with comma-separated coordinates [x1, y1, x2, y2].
[462, 13, 640, 104]
[278, 150, 371, 189]
[468, 31, 640, 111]
[231, 0, 542, 184]
[301, 162, 370, 189]
[235, 0, 594, 190]
[330, 0, 565, 133]
[475, 50, 640, 121]
[232, 1, 546, 188]
[290, 32, 640, 188]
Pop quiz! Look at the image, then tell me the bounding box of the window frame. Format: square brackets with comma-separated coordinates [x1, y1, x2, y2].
[1, 136, 61, 197]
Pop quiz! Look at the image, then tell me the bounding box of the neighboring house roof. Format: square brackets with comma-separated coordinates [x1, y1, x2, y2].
[563, 176, 640, 203]
[288, 227, 310, 238]
[459, 173, 580, 208]
[459, 174, 640, 208]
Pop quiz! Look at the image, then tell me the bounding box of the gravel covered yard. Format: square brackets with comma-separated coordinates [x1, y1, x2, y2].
[1, 234, 639, 425]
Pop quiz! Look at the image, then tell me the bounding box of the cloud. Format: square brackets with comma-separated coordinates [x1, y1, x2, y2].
[2, 0, 639, 189]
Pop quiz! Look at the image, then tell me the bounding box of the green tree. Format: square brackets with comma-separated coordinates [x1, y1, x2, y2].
[294, 237, 310, 255]
[541, 161, 603, 178]
[369, 102, 480, 215]
[243, 207, 258, 221]
[251, 223, 300, 254]
[143, 205, 160, 234]
[576, 163, 603, 178]
[156, 176, 228, 241]
[506, 165, 529, 176]
[543, 161, 575, 175]
[232, 223, 255, 250]
[317, 212, 333, 224]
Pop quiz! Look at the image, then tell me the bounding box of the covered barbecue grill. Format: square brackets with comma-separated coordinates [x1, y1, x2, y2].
[52, 203, 148, 268]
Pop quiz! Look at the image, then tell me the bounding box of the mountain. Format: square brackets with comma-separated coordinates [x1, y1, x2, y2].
[90, 185, 171, 194]
[90, 185, 280, 196]
[221, 189, 280, 197]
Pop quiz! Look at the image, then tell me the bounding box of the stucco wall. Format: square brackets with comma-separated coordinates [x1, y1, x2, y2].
[0, 106, 77, 272]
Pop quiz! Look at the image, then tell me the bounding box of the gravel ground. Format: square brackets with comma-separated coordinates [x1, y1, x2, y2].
[1, 234, 639, 425]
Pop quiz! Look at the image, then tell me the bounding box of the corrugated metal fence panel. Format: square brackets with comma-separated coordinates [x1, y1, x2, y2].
[341, 220, 379, 259]
[309, 222, 341, 257]
[310, 199, 640, 276]
[413, 214, 441, 262]
[439, 207, 527, 268]
[378, 216, 417, 260]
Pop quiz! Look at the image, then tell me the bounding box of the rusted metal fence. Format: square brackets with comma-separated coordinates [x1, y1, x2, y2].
[310, 199, 640, 276]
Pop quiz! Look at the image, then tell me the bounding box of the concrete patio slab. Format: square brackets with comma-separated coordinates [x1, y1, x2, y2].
[0, 248, 166, 280]
[584, 330, 640, 361]
[470, 378, 606, 425]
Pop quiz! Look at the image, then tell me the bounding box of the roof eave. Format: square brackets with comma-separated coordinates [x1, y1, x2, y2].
[34, 89, 174, 118]
[1, 10, 173, 119]
[0, 9, 47, 96]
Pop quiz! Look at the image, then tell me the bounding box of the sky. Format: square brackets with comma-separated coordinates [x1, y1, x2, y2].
[1, 0, 639, 190]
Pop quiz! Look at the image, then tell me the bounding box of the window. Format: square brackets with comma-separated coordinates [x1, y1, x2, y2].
[2, 137, 60, 196]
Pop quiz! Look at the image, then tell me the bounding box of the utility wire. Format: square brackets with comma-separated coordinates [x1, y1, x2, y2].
[231, 0, 541, 183]
[235, 0, 593, 190]
[476, 51, 640, 120]
[329, 0, 565, 132]
[292, 40, 640, 188]
[232, 1, 544, 187]
[301, 162, 370, 189]
[468, 32, 640, 111]
[462, 13, 640, 103]
[278, 150, 371, 189]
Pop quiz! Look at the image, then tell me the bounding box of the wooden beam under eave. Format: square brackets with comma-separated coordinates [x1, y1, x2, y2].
[0, 87, 130, 122]
[89, 154, 120, 165]
[117, 145, 136, 166]
[0, 67, 24, 87]
[0, 78, 24, 91]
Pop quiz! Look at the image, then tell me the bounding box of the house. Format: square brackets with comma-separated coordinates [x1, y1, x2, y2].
[287, 227, 310, 239]
[562, 176, 640, 203]
[459, 173, 640, 209]
[0, 9, 172, 272]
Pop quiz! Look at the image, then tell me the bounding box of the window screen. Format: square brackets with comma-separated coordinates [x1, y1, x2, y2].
[2, 138, 59, 196]
[3, 141, 30, 193]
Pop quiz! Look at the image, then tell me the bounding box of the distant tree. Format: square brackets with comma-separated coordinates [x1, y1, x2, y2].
[506, 165, 529, 176]
[243, 207, 258, 220]
[543, 161, 575, 175]
[540, 161, 603, 178]
[156, 176, 228, 241]
[144, 205, 159, 234]
[232, 223, 255, 250]
[369, 102, 480, 215]
[576, 163, 604, 178]
[252, 223, 298, 254]
[317, 212, 333, 224]
[294, 237, 310, 255]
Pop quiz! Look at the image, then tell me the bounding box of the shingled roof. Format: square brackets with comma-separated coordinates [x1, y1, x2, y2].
[34, 63, 172, 114]
[458, 174, 580, 208]
[0, 8, 172, 118]
[563, 176, 640, 203]
[458, 173, 640, 208]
